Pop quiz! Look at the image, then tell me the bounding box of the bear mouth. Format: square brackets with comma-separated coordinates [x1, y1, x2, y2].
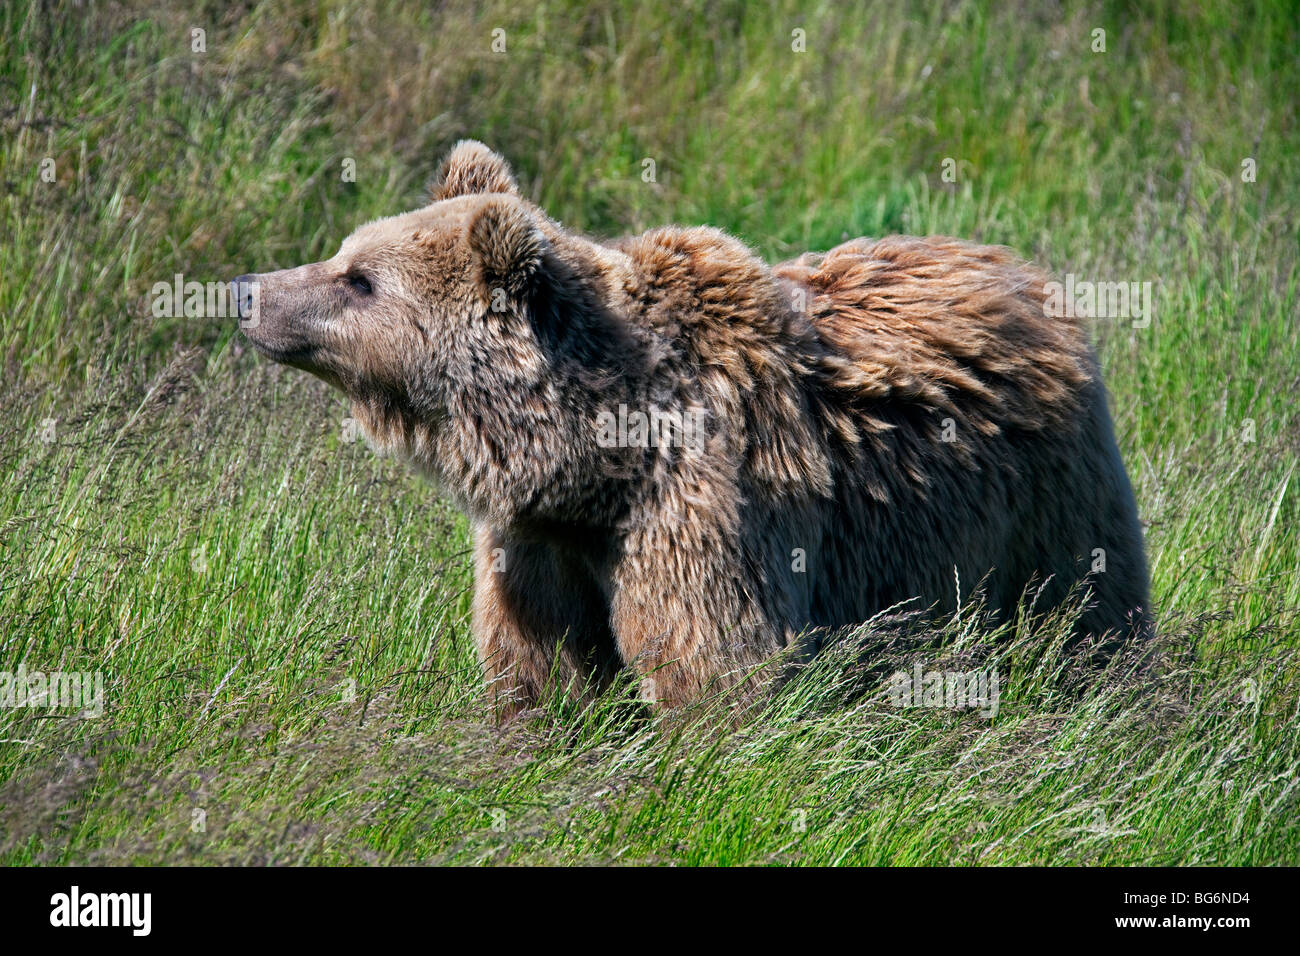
[243, 332, 313, 365]
[244, 335, 325, 372]
[244, 336, 346, 391]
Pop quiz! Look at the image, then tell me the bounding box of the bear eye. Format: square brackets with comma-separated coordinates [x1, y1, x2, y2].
[346, 272, 373, 295]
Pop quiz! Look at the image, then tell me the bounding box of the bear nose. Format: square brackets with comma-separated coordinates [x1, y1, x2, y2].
[230, 274, 257, 320]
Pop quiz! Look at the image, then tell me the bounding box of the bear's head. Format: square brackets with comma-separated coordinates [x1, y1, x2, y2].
[234, 141, 644, 527]
[235, 141, 545, 393]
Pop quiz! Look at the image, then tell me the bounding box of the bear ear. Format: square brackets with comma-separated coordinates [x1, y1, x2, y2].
[467, 196, 546, 297]
[430, 140, 519, 201]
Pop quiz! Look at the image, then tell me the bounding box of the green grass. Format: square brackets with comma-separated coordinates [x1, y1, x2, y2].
[1, 0, 1297, 865]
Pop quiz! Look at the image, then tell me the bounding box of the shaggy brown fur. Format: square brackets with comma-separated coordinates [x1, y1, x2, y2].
[235, 140, 1150, 716]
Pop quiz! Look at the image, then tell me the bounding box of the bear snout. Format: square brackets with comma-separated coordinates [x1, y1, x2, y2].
[230, 274, 259, 324]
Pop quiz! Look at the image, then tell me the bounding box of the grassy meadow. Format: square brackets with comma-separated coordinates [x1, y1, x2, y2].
[1, 0, 1297, 864]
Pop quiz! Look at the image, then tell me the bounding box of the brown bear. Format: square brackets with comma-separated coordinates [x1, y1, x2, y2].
[234, 140, 1150, 717]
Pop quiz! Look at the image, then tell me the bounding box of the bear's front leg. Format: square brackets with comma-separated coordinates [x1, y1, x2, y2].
[609, 506, 784, 709]
[471, 524, 619, 720]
